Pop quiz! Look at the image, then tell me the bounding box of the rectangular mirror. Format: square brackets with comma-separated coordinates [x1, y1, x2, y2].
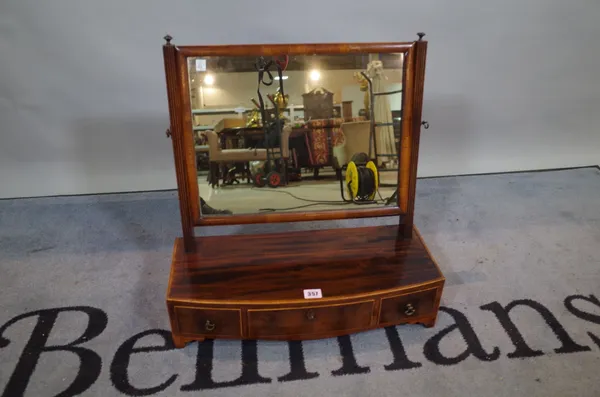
[187, 51, 406, 217]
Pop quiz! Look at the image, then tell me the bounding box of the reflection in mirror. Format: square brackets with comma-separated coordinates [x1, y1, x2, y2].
[188, 52, 405, 216]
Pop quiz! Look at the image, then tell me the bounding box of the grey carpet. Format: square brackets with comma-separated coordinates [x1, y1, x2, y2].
[1, 167, 599, 397]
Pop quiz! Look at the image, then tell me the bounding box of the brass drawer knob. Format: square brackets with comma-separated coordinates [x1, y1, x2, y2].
[205, 320, 216, 331]
[306, 309, 316, 321]
[404, 303, 416, 316]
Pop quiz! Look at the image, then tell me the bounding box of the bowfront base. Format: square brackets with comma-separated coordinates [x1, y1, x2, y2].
[166, 225, 445, 347]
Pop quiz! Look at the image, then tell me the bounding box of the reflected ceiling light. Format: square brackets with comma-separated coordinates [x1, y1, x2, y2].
[203, 74, 215, 85]
[274, 75, 289, 80]
[309, 70, 320, 81]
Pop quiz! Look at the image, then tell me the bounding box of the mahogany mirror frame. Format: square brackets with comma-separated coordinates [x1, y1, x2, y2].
[162, 35, 428, 251]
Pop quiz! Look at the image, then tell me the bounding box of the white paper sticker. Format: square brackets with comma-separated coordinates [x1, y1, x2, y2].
[195, 59, 206, 72]
[303, 289, 323, 299]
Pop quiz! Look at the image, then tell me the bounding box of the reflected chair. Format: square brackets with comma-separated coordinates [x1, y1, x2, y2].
[332, 120, 373, 170]
[205, 126, 292, 187]
[205, 130, 267, 187]
[193, 131, 210, 176]
[304, 117, 366, 178]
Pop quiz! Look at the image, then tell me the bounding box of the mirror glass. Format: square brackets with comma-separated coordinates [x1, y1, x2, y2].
[187, 52, 405, 216]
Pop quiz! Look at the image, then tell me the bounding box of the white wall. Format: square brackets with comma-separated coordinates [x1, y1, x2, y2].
[195, 70, 366, 109]
[1, 0, 599, 198]
[191, 68, 401, 125]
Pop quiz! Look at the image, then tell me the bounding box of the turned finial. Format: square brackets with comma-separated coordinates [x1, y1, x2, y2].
[417, 32, 425, 41]
[164, 34, 173, 45]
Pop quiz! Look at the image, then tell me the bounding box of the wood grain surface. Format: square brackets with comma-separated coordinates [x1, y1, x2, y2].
[178, 42, 414, 57]
[168, 225, 443, 302]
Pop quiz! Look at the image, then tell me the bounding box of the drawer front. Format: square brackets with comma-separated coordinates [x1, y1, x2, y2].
[379, 288, 437, 324]
[175, 306, 241, 337]
[248, 301, 373, 339]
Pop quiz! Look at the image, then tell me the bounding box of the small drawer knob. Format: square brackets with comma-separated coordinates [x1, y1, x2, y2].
[306, 309, 316, 321]
[205, 320, 216, 331]
[404, 303, 416, 316]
